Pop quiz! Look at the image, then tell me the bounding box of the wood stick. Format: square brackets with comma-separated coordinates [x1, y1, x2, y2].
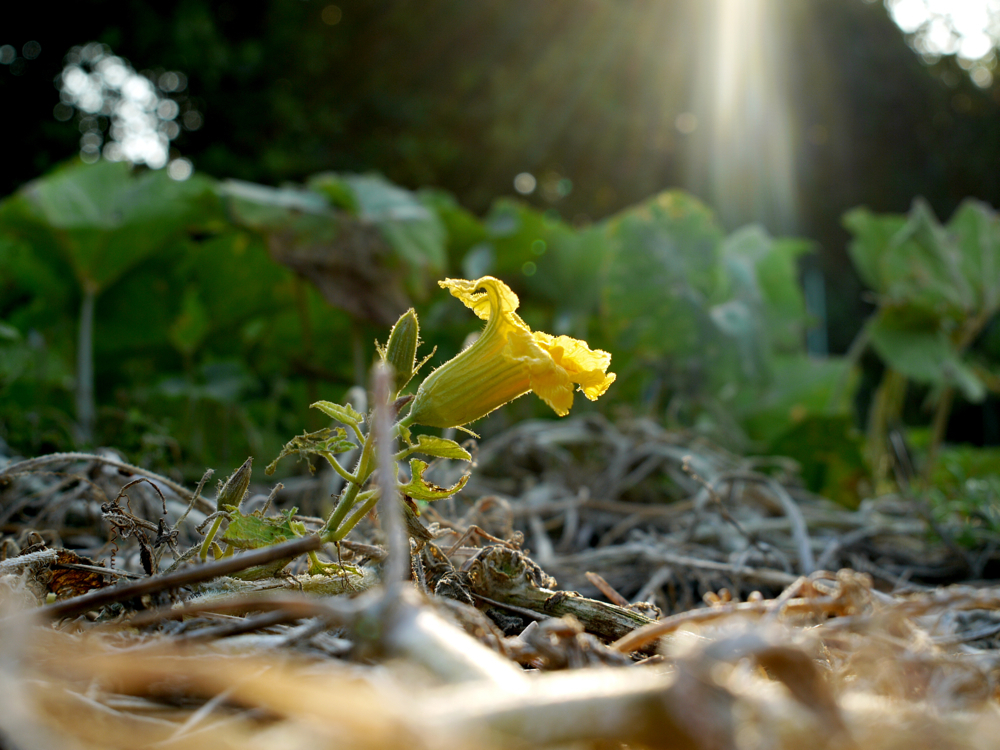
[38, 534, 322, 620]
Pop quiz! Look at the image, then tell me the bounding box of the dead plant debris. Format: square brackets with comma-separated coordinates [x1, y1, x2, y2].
[2, 415, 1000, 749]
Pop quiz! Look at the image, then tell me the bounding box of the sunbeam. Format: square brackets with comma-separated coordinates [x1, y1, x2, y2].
[686, 0, 800, 233]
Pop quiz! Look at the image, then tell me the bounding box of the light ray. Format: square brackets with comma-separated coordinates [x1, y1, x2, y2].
[687, 0, 800, 233]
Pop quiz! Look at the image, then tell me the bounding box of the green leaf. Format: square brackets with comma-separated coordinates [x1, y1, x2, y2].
[0, 321, 20, 341]
[867, 312, 985, 401]
[307, 173, 360, 213]
[601, 190, 727, 360]
[266, 427, 357, 475]
[720, 225, 812, 351]
[708, 299, 765, 380]
[0, 160, 219, 294]
[311, 400, 365, 428]
[222, 175, 423, 326]
[0, 320, 30, 390]
[843, 206, 907, 296]
[845, 199, 996, 320]
[398, 458, 469, 501]
[309, 172, 447, 299]
[886, 199, 973, 314]
[221, 508, 302, 549]
[219, 179, 329, 229]
[736, 354, 857, 445]
[418, 188, 488, 264]
[947, 199, 1000, 316]
[407, 434, 471, 461]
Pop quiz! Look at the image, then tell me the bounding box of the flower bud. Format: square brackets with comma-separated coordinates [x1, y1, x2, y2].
[216, 456, 252, 510]
[378, 308, 420, 395]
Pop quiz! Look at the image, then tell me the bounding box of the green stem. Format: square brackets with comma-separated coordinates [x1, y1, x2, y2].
[321, 451, 359, 484]
[866, 368, 908, 494]
[919, 312, 990, 487]
[322, 429, 377, 538]
[923, 385, 955, 486]
[318, 414, 418, 543]
[829, 324, 870, 411]
[331, 488, 382, 542]
[199, 516, 224, 561]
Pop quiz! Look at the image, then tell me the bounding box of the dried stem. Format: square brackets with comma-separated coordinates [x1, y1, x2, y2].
[38, 534, 322, 620]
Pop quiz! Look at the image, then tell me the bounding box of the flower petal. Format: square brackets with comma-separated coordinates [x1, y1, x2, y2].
[439, 276, 521, 322]
[533, 332, 616, 401]
[505, 328, 574, 416]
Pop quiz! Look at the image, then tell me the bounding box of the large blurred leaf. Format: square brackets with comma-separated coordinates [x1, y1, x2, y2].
[720, 226, 812, 352]
[167, 231, 296, 353]
[310, 172, 447, 298]
[468, 199, 606, 337]
[418, 189, 488, 260]
[948, 199, 1000, 314]
[866, 310, 985, 401]
[845, 198, 1000, 321]
[0, 320, 29, 390]
[736, 354, 857, 445]
[0, 235, 77, 332]
[221, 180, 329, 229]
[844, 197, 1000, 479]
[0, 160, 219, 294]
[223, 175, 446, 326]
[601, 191, 726, 359]
[882, 200, 974, 315]
[168, 287, 211, 359]
[479, 199, 568, 280]
[842, 207, 906, 294]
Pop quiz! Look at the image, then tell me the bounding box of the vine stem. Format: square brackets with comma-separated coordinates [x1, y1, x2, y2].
[75, 286, 97, 445]
[331, 490, 382, 542]
[320, 451, 359, 484]
[322, 437, 372, 539]
[199, 516, 225, 561]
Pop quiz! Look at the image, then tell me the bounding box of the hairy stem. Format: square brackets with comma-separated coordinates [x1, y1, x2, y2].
[199, 516, 225, 561]
[323, 431, 376, 538]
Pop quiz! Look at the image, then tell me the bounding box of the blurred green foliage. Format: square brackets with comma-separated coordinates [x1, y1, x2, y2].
[1, 160, 997, 513]
[844, 199, 1000, 490]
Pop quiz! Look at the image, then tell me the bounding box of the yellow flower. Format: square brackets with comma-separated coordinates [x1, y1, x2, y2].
[405, 276, 615, 428]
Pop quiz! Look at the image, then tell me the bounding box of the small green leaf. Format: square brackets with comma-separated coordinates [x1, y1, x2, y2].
[221, 507, 301, 550]
[311, 400, 365, 427]
[408, 434, 471, 461]
[398, 458, 468, 501]
[266, 427, 357, 475]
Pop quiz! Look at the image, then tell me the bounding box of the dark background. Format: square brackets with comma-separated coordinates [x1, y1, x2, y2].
[4, 0, 999, 357]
